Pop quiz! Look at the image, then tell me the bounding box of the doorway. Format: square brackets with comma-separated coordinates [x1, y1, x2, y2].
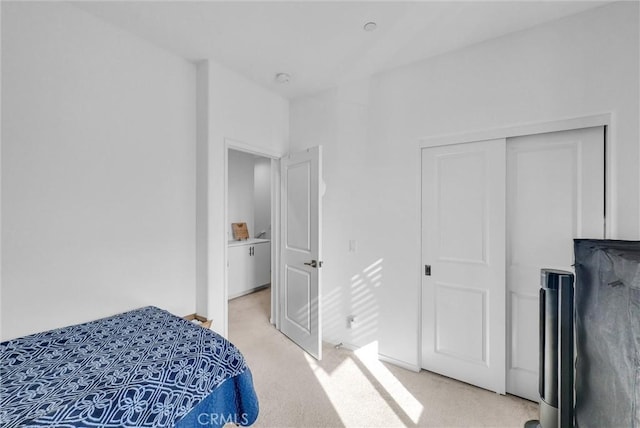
[224, 144, 324, 360]
[420, 125, 606, 400]
[227, 148, 274, 323]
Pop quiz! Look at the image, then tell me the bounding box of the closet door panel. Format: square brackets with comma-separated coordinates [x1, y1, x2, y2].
[506, 126, 605, 401]
[421, 138, 506, 394]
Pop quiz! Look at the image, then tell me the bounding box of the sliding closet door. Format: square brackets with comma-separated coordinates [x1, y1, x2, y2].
[421, 139, 506, 394]
[506, 126, 605, 401]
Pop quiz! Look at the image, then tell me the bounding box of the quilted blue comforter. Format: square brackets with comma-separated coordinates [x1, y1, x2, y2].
[0, 306, 259, 427]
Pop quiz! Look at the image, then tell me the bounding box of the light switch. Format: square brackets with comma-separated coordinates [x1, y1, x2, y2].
[349, 240, 357, 253]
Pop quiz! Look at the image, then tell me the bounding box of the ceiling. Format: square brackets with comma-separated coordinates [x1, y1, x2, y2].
[71, 1, 610, 100]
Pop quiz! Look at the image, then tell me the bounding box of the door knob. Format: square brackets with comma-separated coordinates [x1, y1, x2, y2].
[304, 260, 318, 268]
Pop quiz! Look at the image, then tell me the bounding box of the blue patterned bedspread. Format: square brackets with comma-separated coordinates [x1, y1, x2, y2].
[0, 306, 259, 427]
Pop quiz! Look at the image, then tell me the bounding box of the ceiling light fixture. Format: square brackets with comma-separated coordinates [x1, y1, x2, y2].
[275, 73, 291, 84]
[363, 21, 377, 32]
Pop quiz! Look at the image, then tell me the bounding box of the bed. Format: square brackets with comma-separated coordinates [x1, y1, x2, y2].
[0, 306, 259, 427]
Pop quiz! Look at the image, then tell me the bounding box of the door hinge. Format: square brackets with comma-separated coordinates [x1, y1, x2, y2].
[424, 265, 431, 276]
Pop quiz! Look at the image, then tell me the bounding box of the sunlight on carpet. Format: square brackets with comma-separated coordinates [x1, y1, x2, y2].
[303, 341, 424, 426]
[354, 342, 423, 423]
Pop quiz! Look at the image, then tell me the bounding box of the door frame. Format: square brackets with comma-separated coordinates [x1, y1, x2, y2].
[224, 138, 283, 332]
[418, 113, 612, 387]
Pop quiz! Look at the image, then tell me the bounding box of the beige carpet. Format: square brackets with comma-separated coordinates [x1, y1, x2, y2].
[228, 287, 538, 428]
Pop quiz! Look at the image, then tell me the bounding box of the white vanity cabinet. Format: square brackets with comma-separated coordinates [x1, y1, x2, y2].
[228, 239, 270, 299]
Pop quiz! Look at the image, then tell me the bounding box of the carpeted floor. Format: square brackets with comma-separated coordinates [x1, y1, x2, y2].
[228, 287, 538, 428]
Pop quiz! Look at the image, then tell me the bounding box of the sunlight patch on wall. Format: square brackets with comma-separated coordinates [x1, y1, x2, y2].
[363, 258, 383, 287]
[348, 258, 383, 344]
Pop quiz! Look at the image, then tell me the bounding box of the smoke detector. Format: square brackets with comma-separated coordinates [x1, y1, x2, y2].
[363, 21, 377, 32]
[275, 73, 291, 84]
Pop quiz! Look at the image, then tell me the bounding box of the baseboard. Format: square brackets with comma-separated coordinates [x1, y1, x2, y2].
[332, 341, 421, 373]
[228, 284, 270, 300]
[378, 353, 421, 373]
[332, 341, 358, 352]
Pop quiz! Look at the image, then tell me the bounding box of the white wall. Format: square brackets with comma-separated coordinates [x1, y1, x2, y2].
[228, 150, 255, 239]
[290, 2, 640, 367]
[1, 2, 197, 340]
[254, 157, 271, 239]
[197, 60, 288, 335]
[290, 83, 375, 352]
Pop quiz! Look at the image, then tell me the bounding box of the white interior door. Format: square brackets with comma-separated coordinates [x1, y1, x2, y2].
[421, 139, 506, 394]
[280, 146, 323, 360]
[506, 126, 605, 401]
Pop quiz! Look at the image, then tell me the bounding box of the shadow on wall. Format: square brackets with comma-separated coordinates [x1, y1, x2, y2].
[322, 257, 383, 350]
[349, 258, 383, 345]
